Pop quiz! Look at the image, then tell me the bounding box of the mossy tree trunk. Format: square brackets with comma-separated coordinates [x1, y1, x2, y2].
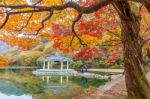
[113, 1, 150, 99]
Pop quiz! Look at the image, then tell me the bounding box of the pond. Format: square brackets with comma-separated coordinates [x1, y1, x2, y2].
[0, 70, 107, 99]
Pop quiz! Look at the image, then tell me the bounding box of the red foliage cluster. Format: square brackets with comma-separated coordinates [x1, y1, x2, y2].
[75, 47, 102, 60]
[50, 3, 121, 62]
[105, 53, 118, 63]
[141, 6, 149, 14]
[105, 48, 122, 63]
[77, 5, 118, 38]
[52, 23, 72, 36]
[78, 19, 106, 37]
[53, 38, 63, 49]
[52, 38, 75, 53]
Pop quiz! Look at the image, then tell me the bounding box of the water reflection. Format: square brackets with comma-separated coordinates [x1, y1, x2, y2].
[41, 76, 69, 91]
[81, 77, 88, 85]
[0, 70, 107, 99]
[0, 93, 32, 99]
[0, 79, 32, 99]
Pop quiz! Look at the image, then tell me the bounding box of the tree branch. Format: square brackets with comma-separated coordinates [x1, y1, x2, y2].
[0, 9, 13, 15]
[144, 38, 150, 43]
[0, 13, 9, 29]
[0, 0, 148, 15]
[71, 13, 87, 46]
[0, 0, 112, 14]
[145, 4, 150, 12]
[8, 9, 50, 14]
[143, 59, 150, 65]
[35, 10, 53, 35]
[141, 37, 150, 48]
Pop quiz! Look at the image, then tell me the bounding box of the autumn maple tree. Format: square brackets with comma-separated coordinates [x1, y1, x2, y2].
[0, 34, 38, 50]
[0, 0, 150, 99]
[50, 4, 121, 62]
[0, 55, 9, 67]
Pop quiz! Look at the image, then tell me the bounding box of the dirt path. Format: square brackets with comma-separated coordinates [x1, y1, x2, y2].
[85, 76, 126, 99]
[88, 69, 124, 73]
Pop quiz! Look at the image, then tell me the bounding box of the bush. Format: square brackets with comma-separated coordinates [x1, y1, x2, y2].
[70, 61, 82, 70]
[0, 55, 9, 66]
[10, 51, 43, 66]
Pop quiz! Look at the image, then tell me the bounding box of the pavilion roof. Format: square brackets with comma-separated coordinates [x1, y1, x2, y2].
[37, 55, 72, 62]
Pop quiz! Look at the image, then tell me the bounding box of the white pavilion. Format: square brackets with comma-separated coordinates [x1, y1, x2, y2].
[33, 54, 76, 75]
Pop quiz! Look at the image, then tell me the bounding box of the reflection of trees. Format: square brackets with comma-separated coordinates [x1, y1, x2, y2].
[0, 78, 45, 96]
[0, 70, 45, 95]
[0, 79, 24, 96]
[32, 76, 80, 99]
[16, 82, 45, 94]
[0, 70, 108, 99]
[70, 77, 107, 88]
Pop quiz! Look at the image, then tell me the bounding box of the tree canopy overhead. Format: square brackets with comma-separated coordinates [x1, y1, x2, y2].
[0, 0, 150, 99]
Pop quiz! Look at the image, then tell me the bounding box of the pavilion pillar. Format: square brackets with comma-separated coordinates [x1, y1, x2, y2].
[60, 76, 63, 84]
[42, 76, 45, 81]
[66, 76, 68, 82]
[48, 61, 50, 69]
[67, 61, 69, 69]
[43, 61, 46, 69]
[50, 61, 53, 69]
[46, 76, 49, 84]
[61, 61, 63, 70]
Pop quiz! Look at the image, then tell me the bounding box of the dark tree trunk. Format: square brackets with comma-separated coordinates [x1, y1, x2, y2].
[113, 1, 150, 99]
[145, 4, 150, 12]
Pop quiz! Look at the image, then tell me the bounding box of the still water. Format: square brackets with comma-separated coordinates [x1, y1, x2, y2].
[0, 70, 107, 99]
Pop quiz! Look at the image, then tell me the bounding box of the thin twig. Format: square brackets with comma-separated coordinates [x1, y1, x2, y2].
[0, 13, 10, 29]
[35, 10, 53, 35]
[72, 13, 87, 46]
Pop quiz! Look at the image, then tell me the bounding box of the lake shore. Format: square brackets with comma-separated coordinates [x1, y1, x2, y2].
[77, 73, 150, 99]
[85, 76, 126, 99]
[73, 76, 126, 99]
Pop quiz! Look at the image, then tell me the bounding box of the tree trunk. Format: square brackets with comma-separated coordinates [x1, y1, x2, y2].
[113, 1, 150, 99]
[145, 4, 150, 12]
